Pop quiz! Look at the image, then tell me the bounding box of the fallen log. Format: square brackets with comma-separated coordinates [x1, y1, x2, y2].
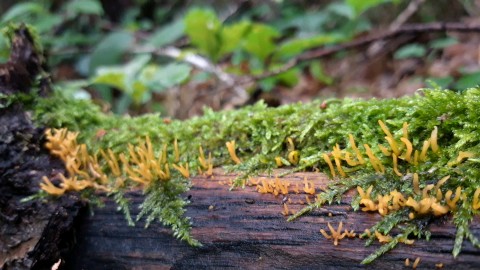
[64, 169, 480, 269]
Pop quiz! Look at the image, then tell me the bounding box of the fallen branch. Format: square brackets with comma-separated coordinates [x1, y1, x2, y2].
[253, 22, 480, 81]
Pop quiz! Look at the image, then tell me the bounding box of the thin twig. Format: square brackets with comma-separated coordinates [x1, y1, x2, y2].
[367, 0, 427, 56]
[137, 45, 249, 102]
[252, 22, 480, 81]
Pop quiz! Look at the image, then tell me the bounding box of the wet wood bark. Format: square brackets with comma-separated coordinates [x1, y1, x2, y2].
[65, 169, 480, 270]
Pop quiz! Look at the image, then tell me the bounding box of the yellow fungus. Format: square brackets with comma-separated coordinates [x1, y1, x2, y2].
[344, 151, 359, 166]
[378, 144, 391, 156]
[287, 137, 295, 152]
[431, 201, 449, 216]
[40, 176, 66, 196]
[378, 120, 393, 138]
[400, 137, 413, 162]
[174, 138, 180, 162]
[293, 183, 300, 194]
[172, 163, 190, 178]
[445, 187, 462, 210]
[349, 134, 365, 164]
[364, 144, 384, 173]
[457, 151, 474, 162]
[421, 184, 434, 200]
[320, 222, 348, 246]
[434, 175, 450, 193]
[333, 155, 347, 177]
[413, 257, 421, 269]
[374, 230, 392, 243]
[420, 140, 430, 161]
[413, 150, 420, 166]
[392, 154, 402, 176]
[377, 194, 392, 216]
[385, 136, 400, 156]
[389, 190, 405, 210]
[275, 156, 283, 167]
[303, 177, 316, 195]
[405, 258, 410, 267]
[430, 126, 439, 153]
[282, 203, 290, 216]
[402, 122, 409, 139]
[288, 150, 300, 165]
[305, 195, 311, 204]
[226, 140, 242, 164]
[323, 153, 336, 177]
[198, 146, 208, 169]
[473, 188, 480, 210]
[413, 173, 420, 195]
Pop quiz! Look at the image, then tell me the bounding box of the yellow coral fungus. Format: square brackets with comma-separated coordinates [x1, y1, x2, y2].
[40, 176, 66, 196]
[364, 144, 385, 173]
[323, 153, 336, 177]
[288, 150, 300, 165]
[445, 187, 462, 210]
[420, 140, 430, 161]
[282, 203, 290, 216]
[402, 122, 409, 139]
[392, 154, 402, 176]
[332, 145, 346, 177]
[172, 163, 190, 178]
[449, 151, 475, 166]
[287, 137, 295, 152]
[431, 201, 449, 216]
[413, 173, 420, 195]
[434, 175, 450, 193]
[430, 126, 439, 153]
[377, 194, 392, 216]
[357, 185, 378, 212]
[400, 137, 413, 162]
[226, 140, 242, 164]
[374, 230, 392, 243]
[320, 222, 349, 246]
[174, 138, 180, 163]
[275, 156, 283, 167]
[303, 177, 315, 195]
[378, 120, 393, 138]
[349, 134, 365, 164]
[385, 136, 400, 157]
[378, 144, 391, 156]
[473, 188, 480, 210]
[198, 146, 208, 169]
[344, 151, 359, 166]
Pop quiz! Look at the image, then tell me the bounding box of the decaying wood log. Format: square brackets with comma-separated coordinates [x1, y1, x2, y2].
[64, 169, 480, 269]
[0, 25, 84, 270]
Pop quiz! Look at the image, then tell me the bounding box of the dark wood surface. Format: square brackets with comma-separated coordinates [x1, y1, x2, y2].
[65, 169, 480, 269]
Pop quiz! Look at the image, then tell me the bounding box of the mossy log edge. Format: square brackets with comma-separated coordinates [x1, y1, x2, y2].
[65, 169, 480, 269]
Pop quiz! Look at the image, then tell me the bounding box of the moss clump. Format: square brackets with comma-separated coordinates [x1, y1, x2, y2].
[31, 88, 480, 262]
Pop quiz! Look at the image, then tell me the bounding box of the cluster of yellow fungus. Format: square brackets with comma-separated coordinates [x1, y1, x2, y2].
[247, 175, 316, 198]
[322, 121, 440, 178]
[356, 172, 466, 219]
[405, 257, 421, 269]
[319, 222, 356, 246]
[226, 140, 242, 164]
[41, 128, 111, 195]
[275, 137, 300, 167]
[198, 146, 213, 176]
[41, 128, 192, 196]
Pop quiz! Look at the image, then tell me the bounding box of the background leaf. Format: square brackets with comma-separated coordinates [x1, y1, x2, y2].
[89, 31, 134, 75]
[184, 8, 221, 61]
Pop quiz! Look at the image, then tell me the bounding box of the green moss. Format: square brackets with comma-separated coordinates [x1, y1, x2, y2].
[31, 88, 480, 262]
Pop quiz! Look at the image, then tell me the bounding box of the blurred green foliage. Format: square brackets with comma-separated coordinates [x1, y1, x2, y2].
[0, 0, 477, 114]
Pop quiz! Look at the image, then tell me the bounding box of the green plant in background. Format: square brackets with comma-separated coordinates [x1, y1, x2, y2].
[0, 0, 423, 113]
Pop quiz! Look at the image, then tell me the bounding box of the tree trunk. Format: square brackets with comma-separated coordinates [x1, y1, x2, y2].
[64, 170, 480, 269]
